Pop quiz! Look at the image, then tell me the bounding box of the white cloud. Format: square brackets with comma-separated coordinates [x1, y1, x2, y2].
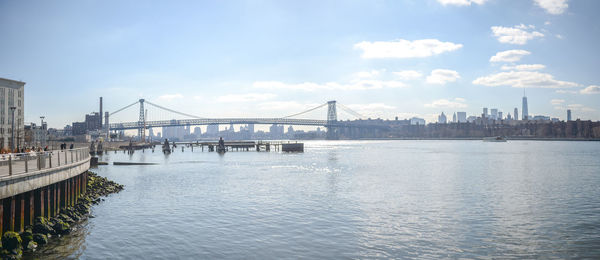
[437, 0, 487, 6]
[424, 98, 468, 108]
[534, 0, 569, 15]
[354, 39, 462, 59]
[555, 34, 564, 39]
[253, 79, 407, 91]
[473, 71, 579, 89]
[550, 99, 565, 105]
[490, 50, 531, 62]
[158, 94, 184, 101]
[556, 90, 578, 94]
[580, 85, 600, 95]
[257, 101, 321, 111]
[393, 70, 423, 80]
[346, 103, 397, 118]
[216, 93, 276, 103]
[426, 69, 460, 85]
[347, 103, 396, 110]
[501, 64, 546, 71]
[491, 24, 544, 45]
[356, 70, 383, 78]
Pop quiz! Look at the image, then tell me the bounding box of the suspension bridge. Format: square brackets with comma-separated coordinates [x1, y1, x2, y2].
[106, 99, 379, 139]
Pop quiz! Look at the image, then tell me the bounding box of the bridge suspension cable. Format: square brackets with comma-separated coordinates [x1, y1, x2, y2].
[337, 103, 364, 119]
[109, 100, 140, 116]
[145, 100, 206, 119]
[282, 103, 327, 118]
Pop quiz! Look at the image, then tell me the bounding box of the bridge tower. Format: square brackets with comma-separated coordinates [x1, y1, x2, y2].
[326, 100, 339, 139]
[327, 100, 337, 123]
[138, 99, 145, 142]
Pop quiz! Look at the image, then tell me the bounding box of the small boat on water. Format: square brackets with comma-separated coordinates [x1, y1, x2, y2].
[483, 136, 507, 142]
[217, 147, 227, 154]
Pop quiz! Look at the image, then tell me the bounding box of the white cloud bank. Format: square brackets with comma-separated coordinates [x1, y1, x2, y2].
[534, 0, 569, 15]
[354, 39, 462, 59]
[216, 93, 276, 103]
[490, 50, 531, 62]
[437, 0, 487, 6]
[473, 71, 579, 88]
[426, 69, 460, 85]
[424, 98, 468, 108]
[580, 85, 600, 95]
[550, 99, 565, 105]
[356, 70, 383, 78]
[491, 24, 544, 45]
[501, 64, 546, 71]
[253, 80, 407, 91]
[393, 70, 423, 80]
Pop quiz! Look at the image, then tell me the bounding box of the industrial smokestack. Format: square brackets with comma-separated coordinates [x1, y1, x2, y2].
[99, 97, 103, 129]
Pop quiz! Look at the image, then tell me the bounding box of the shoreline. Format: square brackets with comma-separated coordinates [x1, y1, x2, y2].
[1, 171, 123, 259]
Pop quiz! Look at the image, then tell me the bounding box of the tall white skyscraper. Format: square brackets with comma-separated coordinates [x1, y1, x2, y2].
[522, 95, 528, 120]
[482, 108, 488, 118]
[457, 112, 467, 123]
[438, 112, 447, 124]
[491, 108, 498, 120]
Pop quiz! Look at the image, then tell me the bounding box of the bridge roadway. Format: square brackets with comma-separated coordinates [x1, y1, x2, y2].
[109, 118, 337, 130]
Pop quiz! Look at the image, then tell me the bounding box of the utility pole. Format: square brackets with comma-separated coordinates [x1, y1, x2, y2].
[10, 106, 16, 152]
[40, 116, 46, 147]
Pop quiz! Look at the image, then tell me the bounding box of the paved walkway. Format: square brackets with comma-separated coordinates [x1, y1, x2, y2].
[0, 150, 83, 178]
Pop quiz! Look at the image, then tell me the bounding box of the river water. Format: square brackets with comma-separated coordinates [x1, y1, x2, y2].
[27, 140, 600, 259]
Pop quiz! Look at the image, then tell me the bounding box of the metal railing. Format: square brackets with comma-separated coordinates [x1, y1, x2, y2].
[0, 147, 90, 177]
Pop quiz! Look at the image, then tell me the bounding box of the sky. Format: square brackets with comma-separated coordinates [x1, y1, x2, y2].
[0, 0, 599, 128]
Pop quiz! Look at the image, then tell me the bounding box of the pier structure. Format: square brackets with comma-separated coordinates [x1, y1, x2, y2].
[0, 148, 90, 235]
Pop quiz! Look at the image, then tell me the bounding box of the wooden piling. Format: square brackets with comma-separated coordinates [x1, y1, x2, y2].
[9, 196, 15, 231]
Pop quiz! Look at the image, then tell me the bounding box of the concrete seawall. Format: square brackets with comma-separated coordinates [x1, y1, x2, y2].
[0, 149, 90, 235]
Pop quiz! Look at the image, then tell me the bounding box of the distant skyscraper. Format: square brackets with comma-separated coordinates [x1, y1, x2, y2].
[522, 94, 529, 120]
[483, 108, 488, 118]
[498, 111, 503, 120]
[507, 113, 512, 120]
[457, 112, 467, 123]
[491, 108, 498, 120]
[452, 112, 457, 123]
[514, 108, 518, 121]
[438, 112, 447, 124]
[567, 109, 572, 121]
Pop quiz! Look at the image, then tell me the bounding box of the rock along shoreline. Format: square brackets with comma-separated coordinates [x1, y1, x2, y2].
[0, 171, 123, 259]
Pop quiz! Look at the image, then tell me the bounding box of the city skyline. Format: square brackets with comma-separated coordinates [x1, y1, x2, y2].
[1, 0, 599, 128]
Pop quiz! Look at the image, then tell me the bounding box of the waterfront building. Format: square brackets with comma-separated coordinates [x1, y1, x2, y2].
[0, 77, 25, 150]
[491, 109, 498, 120]
[567, 109, 572, 121]
[457, 112, 467, 123]
[72, 122, 87, 135]
[206, 124, 219, 136]
[193, 127, 202, 136]
[410, 117, 426, 125]
[522, 95, 529, 120]
[438, 112, 447, 124]
[514, 108, 519, 121]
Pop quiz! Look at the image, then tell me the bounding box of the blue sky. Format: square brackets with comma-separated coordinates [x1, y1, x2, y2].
[1, 0, 599, 128]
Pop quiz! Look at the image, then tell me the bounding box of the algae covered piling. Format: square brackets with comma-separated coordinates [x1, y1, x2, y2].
[0, 171, 123, 259]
